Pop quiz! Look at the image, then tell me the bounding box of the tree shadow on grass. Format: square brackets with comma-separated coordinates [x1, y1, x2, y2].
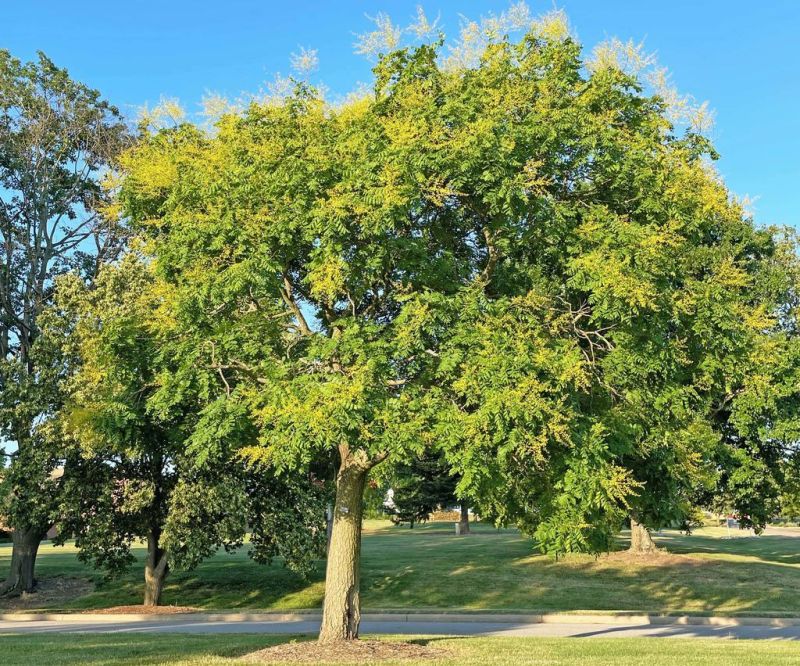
[16, 526, 800, 617]
[656, 533, 800, 566]
[60, 549, 328, 611]
[361, 535, 800, 615]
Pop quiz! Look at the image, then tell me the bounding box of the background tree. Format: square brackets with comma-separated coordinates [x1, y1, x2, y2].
[708, 234, 800, 532]
[54, 257, 223, 606]
[779, 457, 800, 524]
[0, 50, 127, 595]
[55, 257, 326, 605]
[386, 451, 458, 529]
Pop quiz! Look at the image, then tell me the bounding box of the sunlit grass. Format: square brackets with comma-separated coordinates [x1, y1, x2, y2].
[3, 522, 800, 615]
[3, 633, 800, 665]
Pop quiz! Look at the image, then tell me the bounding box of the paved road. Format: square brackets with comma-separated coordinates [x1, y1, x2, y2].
[2, 617, 800, 640]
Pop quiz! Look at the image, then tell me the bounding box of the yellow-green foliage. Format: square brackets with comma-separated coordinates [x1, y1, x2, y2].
[115, 8, 800, 556]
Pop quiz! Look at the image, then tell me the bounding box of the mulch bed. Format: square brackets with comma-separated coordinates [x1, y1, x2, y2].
[86, 604, 199, 614]
[242, 639, 449, 663]
[0, 577, 93, 610]
[594, 550, 713, 567]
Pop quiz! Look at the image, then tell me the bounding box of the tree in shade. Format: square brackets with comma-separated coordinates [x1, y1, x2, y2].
[54, 257, 326, 605]
[387, 451, 458, 529]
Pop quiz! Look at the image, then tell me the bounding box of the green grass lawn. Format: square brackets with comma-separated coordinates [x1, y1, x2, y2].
[2, 633, 800, 665]
[3, 521, 800, 615]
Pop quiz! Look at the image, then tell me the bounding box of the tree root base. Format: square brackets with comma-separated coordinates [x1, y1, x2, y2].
[244, 639, 448, 663]
[627, 546, 662, 555]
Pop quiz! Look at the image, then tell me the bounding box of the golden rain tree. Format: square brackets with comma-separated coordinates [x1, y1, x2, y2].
[116, 5, 800, 640]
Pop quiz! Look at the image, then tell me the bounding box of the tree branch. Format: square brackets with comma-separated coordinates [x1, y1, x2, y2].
[280, 274, 312, 336]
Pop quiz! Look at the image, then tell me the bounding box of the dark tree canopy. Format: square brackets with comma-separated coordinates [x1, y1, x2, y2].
[53, 257, 327, 605]
[387, 451, 458, 528]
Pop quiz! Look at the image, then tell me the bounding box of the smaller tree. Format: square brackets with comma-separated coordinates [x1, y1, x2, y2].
[779, 458, 800, 524]
[0, 49, 127, 595]
[386, 451, 457, 529]
[51, 257, 230, 605]
[55, 257, 326, 605]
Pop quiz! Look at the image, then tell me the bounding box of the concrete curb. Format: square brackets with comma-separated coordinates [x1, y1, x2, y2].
[4, 611, 800, 628]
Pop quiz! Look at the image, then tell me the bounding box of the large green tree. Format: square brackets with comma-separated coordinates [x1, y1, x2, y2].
[0, 50, 127, 595]
[377, 15, 798, 555]
[118, 89, 461, 639]
[115, 6, 797, 640]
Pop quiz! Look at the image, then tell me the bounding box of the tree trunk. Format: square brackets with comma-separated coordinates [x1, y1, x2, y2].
[143, 530, 169, 607]
[459, 500, 471, 535]
[629, 517, 658, 554]
[318, 449, 371, 643]
[0, 526, 44, 596]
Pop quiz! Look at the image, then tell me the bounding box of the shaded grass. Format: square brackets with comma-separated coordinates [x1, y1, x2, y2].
[2, 633, 800, 665]
[3, 522, 800, 615]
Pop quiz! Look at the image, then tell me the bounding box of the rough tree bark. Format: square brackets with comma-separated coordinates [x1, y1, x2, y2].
[459, 500, 471, 535]
[629, 517, 659, 554]
[0, 526, 45, 596]
[143, 529, 169, 607]
[318, 446, 379, 643]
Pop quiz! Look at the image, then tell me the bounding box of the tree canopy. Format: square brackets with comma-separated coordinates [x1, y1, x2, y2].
[87, 5, 800, 641]
[0, 49, 128, 595]
[51, 256, 327, 605]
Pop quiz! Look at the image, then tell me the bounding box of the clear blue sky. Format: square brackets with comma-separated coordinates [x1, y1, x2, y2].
[4, 1, 798, 228]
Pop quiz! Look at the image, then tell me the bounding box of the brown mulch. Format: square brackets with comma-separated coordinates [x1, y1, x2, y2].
[85, 604, 199, 614]
[589, 550, 712, 567]
[0, 577, 93, 610]
[242, 639, 449, 664]
[428, 511, 462, 522]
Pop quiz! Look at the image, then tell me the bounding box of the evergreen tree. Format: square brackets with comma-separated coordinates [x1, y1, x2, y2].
[387, 452, 458, 528]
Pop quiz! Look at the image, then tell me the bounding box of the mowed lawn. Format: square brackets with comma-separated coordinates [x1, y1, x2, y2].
[3, 634, 800, 666]
[3, 521, 800, 615]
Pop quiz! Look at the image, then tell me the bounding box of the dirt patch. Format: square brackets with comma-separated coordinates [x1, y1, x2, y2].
[588, 550, 712, 567]
[86, 604, 199, 614]
[242, 639, 448, 664]
[0, 577, 93, 610]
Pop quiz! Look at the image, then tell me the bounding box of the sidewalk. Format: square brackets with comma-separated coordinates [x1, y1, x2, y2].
[4, 610, 800, 626]
[3, 611, 800, 640]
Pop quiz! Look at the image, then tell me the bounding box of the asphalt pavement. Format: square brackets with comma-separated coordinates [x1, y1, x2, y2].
[2, 616, 800, 640]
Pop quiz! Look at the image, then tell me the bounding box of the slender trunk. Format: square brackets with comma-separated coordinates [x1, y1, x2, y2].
[0, 526, 45, 596]
[459, 500, 471, 535]
[143, 529, 169, 607]
[629, 517, 658, 554]
[318, 450, 371, 643]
